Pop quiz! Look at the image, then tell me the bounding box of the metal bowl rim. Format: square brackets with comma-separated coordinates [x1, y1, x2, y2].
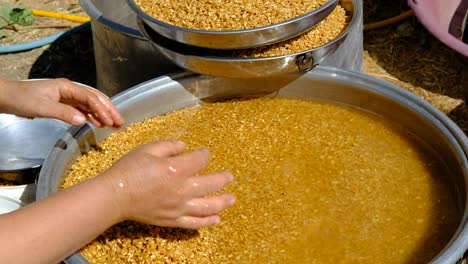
[128, 0, 338, 34]
[138, 0, 359, 62]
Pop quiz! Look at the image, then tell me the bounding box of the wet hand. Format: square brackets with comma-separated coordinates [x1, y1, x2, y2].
[0, 78, 124, 129]
[101, 140, 236, 229]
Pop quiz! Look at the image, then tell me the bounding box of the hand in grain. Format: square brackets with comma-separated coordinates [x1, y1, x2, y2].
[102, 140, 236, 229]
[0, 78, 124, 129]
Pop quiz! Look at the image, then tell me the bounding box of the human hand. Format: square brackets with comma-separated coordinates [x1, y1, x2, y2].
[101, 140, 236, 229]
[0, 78, 124, 129]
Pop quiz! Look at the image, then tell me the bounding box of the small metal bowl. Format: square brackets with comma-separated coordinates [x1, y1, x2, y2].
[127, 0, 339, 49]
[0, 80, 105, 185]
[0, 114, 70, 185]
[137, 0, 358, 78]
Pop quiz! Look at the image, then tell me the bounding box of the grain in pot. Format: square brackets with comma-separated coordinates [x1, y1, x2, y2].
[145, 5, 349, 58]
[63, 98, 460, 264]
[135, 0, 330, 30]
[234, 5, 347, 57]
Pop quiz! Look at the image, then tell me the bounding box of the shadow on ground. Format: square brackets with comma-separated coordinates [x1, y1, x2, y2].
[28, 25, 96, 87]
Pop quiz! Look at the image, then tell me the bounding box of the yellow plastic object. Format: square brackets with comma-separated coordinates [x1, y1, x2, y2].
[32, 9, 91, 23]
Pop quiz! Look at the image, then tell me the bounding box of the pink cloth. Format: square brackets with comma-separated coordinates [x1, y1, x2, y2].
[408, 0, 468, 57]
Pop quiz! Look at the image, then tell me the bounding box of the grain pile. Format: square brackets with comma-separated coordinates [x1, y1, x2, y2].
[235, 5, 347, 57]
[135, 0, 329, 30]
[63, 98, 460, 264]
[147, 5, 348, 58]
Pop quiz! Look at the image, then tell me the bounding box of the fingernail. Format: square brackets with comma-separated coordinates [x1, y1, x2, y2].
[229, 196, 236, 205]
[72, 115, 86, 125]
[175, 141, 185, 147]
[99, 113, 113, 126]
[105, 117, 114, 126]
[199, 148, 209, 154]
[111, 125, 122, 131]
[97, 95, 109, 105]
[226, 173, 234, 182]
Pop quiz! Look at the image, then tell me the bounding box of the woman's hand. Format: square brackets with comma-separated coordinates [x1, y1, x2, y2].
[102, 140, 236, 229]
[0, 78, 124, 129]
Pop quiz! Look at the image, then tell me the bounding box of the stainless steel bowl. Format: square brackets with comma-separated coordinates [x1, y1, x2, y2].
[137, 0, 358, 78]
[127, 0, 338, 49]
[38, 67, 468, 264]
[0, 114, 70, 185]
[0, 80, 97, 185]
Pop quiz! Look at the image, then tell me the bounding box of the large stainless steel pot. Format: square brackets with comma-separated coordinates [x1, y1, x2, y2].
[37, 66, 468, 264]
[79, 0, 363, 96]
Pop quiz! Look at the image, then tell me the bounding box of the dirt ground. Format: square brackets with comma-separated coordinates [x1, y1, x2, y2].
[0, 0, 94, 83]
[0, 0, 467, 133]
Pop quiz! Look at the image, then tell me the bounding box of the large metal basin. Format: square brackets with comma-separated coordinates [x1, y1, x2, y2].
[37, 66, 468, 264]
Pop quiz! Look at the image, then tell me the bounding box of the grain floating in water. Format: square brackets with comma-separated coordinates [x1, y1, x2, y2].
[63, 98, 461, 264]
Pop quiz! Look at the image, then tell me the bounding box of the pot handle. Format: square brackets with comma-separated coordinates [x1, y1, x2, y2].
[294, 0, 362, 73]
[296, 53, 317, 72]
[294, 39, 343, 73]
[294, 23, 350, 73]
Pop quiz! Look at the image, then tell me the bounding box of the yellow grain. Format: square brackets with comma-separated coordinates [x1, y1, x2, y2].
[136, 0, 329, 30]
[63, 98, 460, 264]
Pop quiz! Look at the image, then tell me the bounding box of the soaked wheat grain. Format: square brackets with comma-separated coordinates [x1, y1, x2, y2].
[64, 98, 460, 264]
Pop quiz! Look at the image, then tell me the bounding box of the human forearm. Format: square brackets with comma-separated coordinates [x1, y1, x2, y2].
[0, 79, 18, 114]
[0, 140, 235, 263]
[0, 175, 122, 264]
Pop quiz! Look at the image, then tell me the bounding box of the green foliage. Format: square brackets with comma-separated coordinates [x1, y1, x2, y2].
[0, 2, 35, 39]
